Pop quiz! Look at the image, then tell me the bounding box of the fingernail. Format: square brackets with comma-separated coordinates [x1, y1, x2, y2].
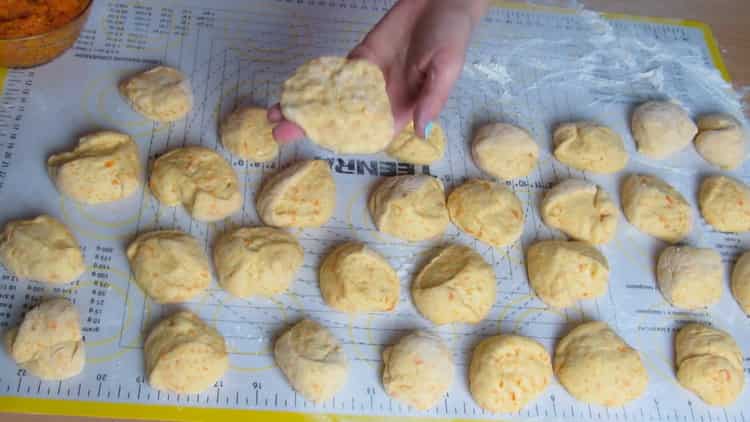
[424, 121, 434, 139]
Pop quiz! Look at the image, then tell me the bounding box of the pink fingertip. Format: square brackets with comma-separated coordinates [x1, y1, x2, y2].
[273, 121, 306, 144]
[267, 105, 283, 123]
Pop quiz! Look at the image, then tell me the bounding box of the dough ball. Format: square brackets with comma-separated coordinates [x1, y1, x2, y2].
[213, 227, 303, 298]
[274, 319, 348, 403]
[119, 66, 192, 122]
[368, 175, 449, 242]
[319, 242, 400, 313]
[256, 160, 336, 228]
[698, 175, 750, 233]
[382, 331, 454, 410]
[554, 321, 648, 407]
[553, 121, 628, 174]
[220, 107, 279, 162]
[386, 121, 446, 165]
[412, 244, 496, 325]
[694, 113, 746, 170]
[541, 179, 618, 244]
[5, 298, 84, 380]
[126, 230, 211, 303]
[675, 323, 744, 406]
[281, 57, 393, 154]
[144, 311, 228, 394]
[526, 240, 609, 309]
[472, 123, 539, 180]
[731, 251, 750, 314]
[631, 101, 697, 159]
[447, 179, 524, 247]
[469, 334, 552, 413]
[621, 174, 693, 243]
[0, 215, 84, 284]
[47, 131, 141, 204]
[149, 146, 242, 222]
[656, 246, 722, 309]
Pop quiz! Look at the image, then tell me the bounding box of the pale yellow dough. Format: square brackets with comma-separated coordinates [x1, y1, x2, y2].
[120, 66, 192, 122]
[469, 334, 552, 413]
[0, 215, 84, 284]
[213, 227, 303, 298]
[5, 298, 84, 380]
[526, 240, 609, 309]
[382, 331, 454, 410]
[631, 101, 697, 159]
[694, 113, 746, 170]
[47, 131, 141, 204]
[149, 146, 242, 222]
[698, 175, 750, 233]
[220, 107, 279, 162]
[274, 319, 348, 403]
[126, 230, 211, 303]
[281, 57, 393, 154]
[319, 242, 400, 313]
[554, 321, 648, 407]
[731, 251, 750, 313]
[541, 179, 618, 244]
[386, 121, 446, 165]
[144, 311, 228, 394]
[553, 121, 628, 173]
[368, 175, 449, 242]
[412, 244, 496, 325]
[256, 160, 336, 228]
[656, 246, 722, 309]
[675, 323, 744, 406]
[472, 123, 539, 180]
[621, 174, 693, 243]
[447, 179, 524, 247]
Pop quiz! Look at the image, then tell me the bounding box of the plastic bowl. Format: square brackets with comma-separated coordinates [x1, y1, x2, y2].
[0, 0, 93, 68]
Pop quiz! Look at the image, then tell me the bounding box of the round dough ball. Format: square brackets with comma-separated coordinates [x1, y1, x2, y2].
[526, 240, 609, 309]
[447, 179, 524, 247]
[553, 121, 628, 174]
[698, 175, 750, 233]
[281, 57, 393, 154]
[386, 121, 446, 165]
[149, 146, 242, 222]
[656, 246, 722, 309]
[554, 321, 648, 407]
[0, 215, 84, 284]
[621, 174, 693, 243]
[274, 319, 348, 403]
[382, 331, 454, 410]
[469, 334, 552, 413]
[368, 175, 449, 242]
[144, 311, 228, 394]
[675, 323, 744, 406]
[731, 251, 750, 314]
[119, 66, 192, 122]
[256, 160, 336, 228]
[126, 230, 211, 303]
[472, 123, 539, 180]
[319, 242, 400, 313]
[47, 131, 141, 204]
[213, 227, 303, 298]
[220, 107, 279, 162]
[412, 244, 496, 325]
[694, 113, 746, 170]
[631, 101, 697, 159]
[5, 298, 84, 380]
[541, 179, 618, 244]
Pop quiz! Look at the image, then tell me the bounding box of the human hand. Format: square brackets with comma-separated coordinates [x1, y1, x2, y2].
[268, 0, 489, 144]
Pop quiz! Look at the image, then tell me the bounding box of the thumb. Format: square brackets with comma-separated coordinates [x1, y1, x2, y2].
[413, 49, 464, 138]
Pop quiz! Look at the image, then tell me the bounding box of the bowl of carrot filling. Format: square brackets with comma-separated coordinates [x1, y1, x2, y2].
[0, 0, 93, 68]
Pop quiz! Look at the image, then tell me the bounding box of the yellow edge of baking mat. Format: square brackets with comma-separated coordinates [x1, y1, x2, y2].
[0, 3, 731, 422]
[0, 68, 7, 95]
